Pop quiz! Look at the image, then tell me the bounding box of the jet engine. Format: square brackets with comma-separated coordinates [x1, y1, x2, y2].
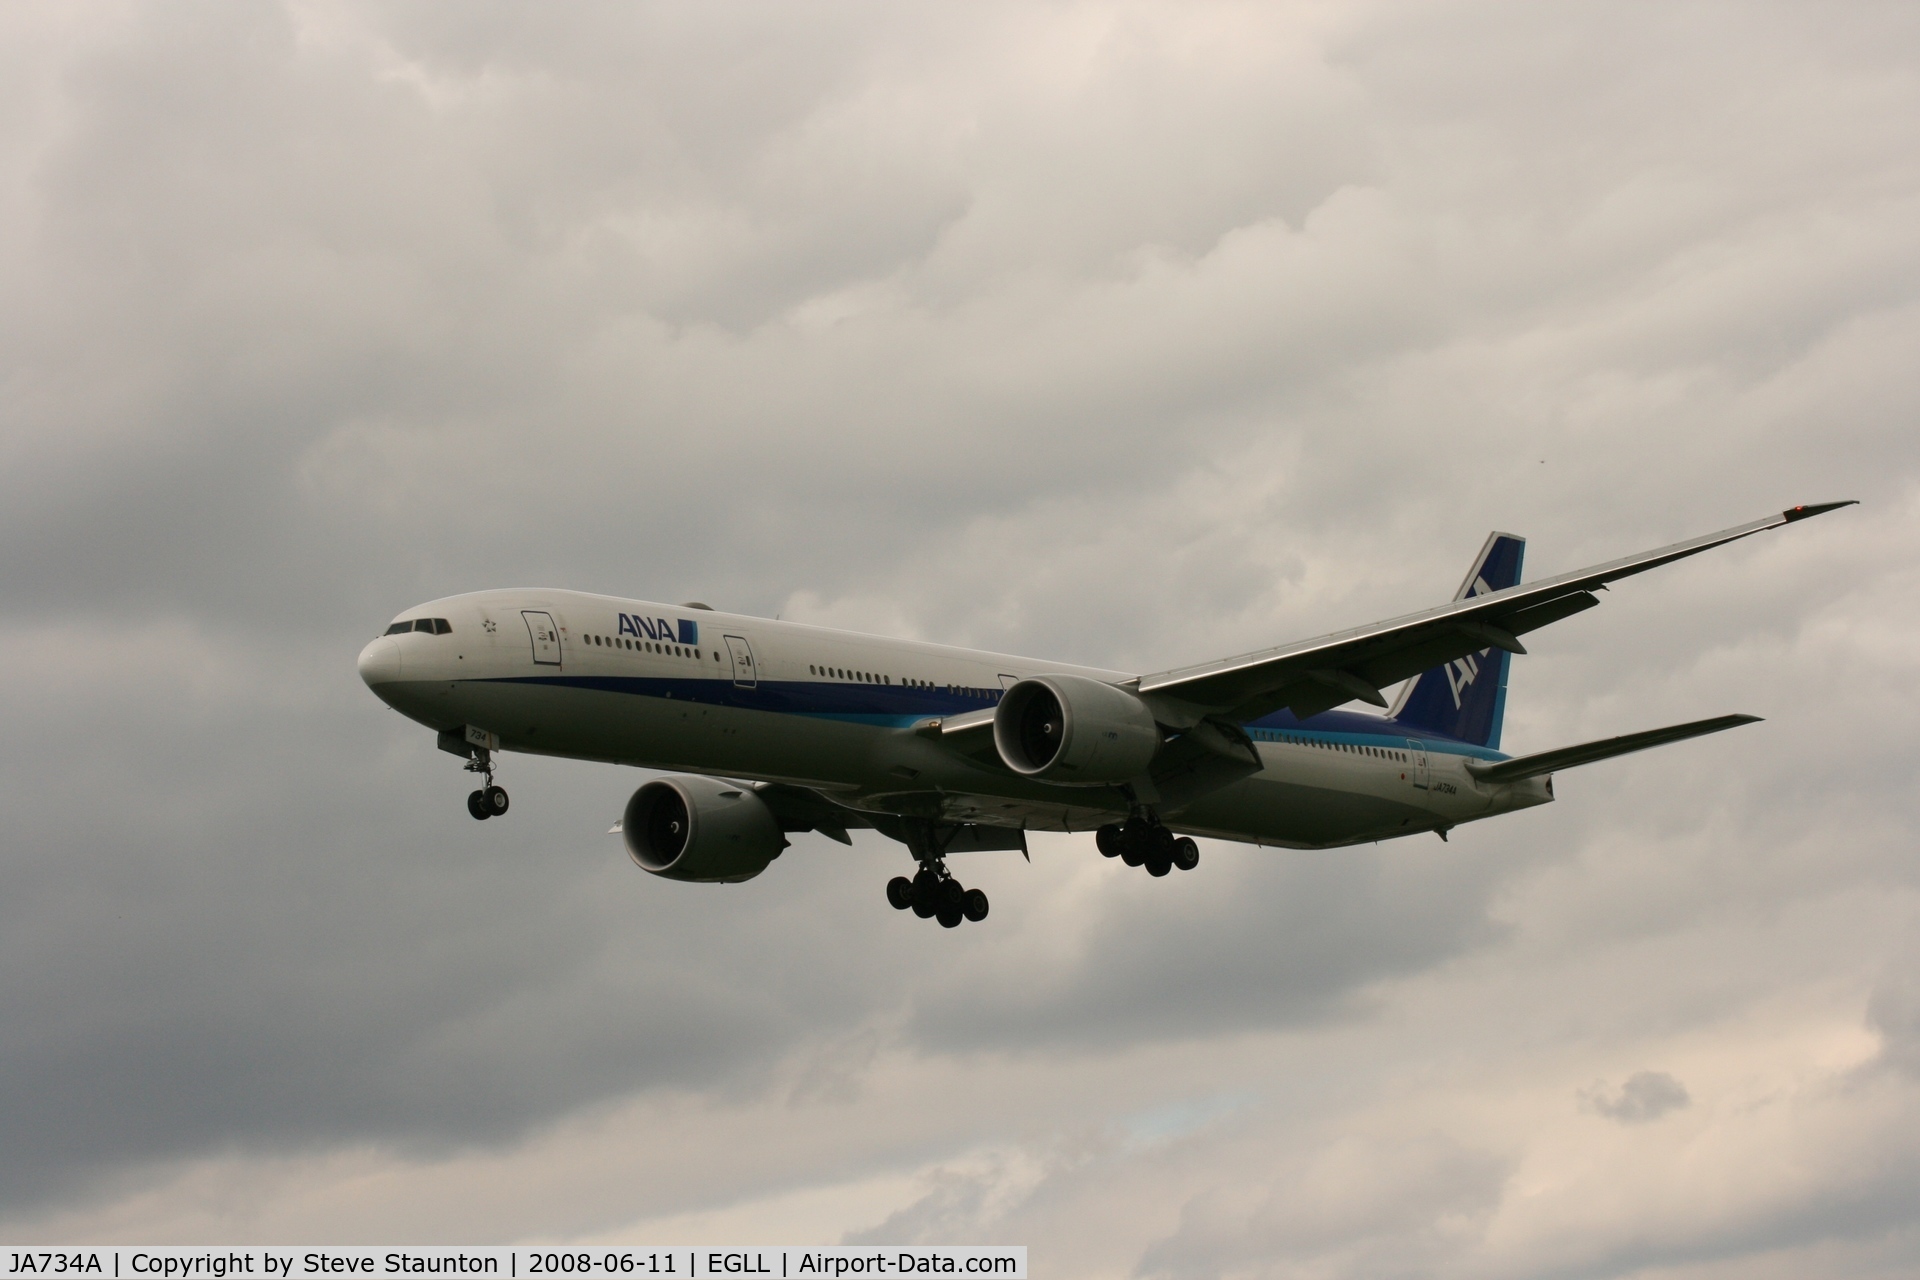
[993, 674, 1161, 785]
[622, 775, 787, 883]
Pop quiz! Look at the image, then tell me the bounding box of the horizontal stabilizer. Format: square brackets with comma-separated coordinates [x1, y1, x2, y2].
[1467, 714, 1761, 783]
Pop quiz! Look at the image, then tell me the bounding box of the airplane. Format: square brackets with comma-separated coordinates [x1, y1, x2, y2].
[358, 502, 1852, 928]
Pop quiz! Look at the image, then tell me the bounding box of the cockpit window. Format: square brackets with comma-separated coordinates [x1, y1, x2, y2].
[385, 621, 413, 636]
[387, 618, 452, 635]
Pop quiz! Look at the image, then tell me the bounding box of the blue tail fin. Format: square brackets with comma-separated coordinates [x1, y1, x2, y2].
[1388, 532, 1526, 749]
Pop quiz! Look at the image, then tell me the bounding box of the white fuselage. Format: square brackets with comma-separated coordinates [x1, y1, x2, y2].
[358, 589, 1552, 849]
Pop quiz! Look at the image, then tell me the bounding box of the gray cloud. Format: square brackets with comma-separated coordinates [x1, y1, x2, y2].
[1583, 1071, 1691, 1125]
[1, 1, 1917, 1274]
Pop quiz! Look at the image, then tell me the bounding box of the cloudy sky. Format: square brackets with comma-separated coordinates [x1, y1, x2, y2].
[3, 0, 1917, 1272]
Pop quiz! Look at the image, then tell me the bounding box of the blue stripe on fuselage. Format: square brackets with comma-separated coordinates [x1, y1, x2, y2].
[475, 677, 1508, 760]
[1243, 707, 1508, 760]
[479, 675, 996, 728]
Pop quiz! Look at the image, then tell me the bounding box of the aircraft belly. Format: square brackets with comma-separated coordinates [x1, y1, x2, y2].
[448, 680, 874, 783]
[441, 679, 1135, 823]
[1169, 773, 1430, 849]
[404, 676, 1493, 849]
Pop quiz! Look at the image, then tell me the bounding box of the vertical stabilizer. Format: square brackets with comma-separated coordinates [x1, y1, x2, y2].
[1388, 532, 1525, 749]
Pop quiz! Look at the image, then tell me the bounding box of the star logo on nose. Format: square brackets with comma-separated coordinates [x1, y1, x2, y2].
[483, 619, 497, 633]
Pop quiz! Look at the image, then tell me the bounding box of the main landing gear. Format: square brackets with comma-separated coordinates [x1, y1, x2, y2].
[463, 746, 510, 821]
[1096, 817, 1198, 876]
[887, 860, 989, 929]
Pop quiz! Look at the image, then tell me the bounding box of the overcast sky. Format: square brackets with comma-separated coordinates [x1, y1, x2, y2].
[2, 1, 1917, 1273]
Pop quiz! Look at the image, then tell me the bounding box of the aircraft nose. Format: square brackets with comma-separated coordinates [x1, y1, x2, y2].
[358, 636, 402, 688]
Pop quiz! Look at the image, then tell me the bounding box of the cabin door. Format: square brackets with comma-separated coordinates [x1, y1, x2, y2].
[724, 635, 757, 688]
[522, 611, 561, 666]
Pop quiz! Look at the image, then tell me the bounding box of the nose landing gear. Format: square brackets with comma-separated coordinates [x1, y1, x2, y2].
[1096, 817, 1198, 875]
[467, 785, 509, 820]
[463, 745, 509, 821]
[886, 860, 989, 928]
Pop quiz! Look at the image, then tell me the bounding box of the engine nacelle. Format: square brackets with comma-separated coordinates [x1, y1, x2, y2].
[993, 674, 1161, 785]
[622, 775, 787, 883]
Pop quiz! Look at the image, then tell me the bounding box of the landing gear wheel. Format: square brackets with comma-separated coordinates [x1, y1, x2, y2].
[899, 853, 984, 928]
[1172, 837, 1199, 871]
[1146, 856, 1172, 877]
[485, 785, 509, 816]
[1095, 824, 1123, 857]
[911, 868, 940, 918]
[467, 790, 491, 821]
[1118, 817, 1159, 866]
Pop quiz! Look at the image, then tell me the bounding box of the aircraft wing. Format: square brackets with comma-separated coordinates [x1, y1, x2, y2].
[1465, 714, 1761, 782]
[750, 782, 876, 844]
[1135, 503, 1854, 725]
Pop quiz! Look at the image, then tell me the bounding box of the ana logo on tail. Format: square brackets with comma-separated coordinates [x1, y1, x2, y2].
[1445, 652, 1480, 709]
[1444, 575, 1498, 709]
